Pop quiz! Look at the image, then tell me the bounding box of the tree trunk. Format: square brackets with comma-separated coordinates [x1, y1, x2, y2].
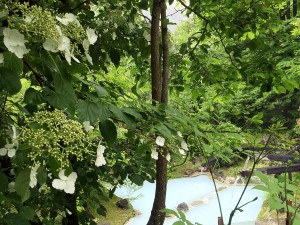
[147, 1, 169, 225]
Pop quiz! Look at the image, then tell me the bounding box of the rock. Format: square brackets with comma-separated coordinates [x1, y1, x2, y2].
[184, 169, 193, 176]
[225, 177, 236, 184]
[198, 166, 208, 172]
[116, 198, 129, 209]
[177, 202, 189, 212]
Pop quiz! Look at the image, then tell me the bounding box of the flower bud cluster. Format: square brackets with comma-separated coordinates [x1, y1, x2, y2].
[20, 110, 93, 167]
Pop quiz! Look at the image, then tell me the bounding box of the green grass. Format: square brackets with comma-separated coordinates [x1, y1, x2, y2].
[92, 194, 135, 225]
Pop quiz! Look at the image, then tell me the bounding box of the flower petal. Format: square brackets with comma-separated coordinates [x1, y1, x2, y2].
[95, 155, 106, 167]
[0, 148, 7, 156]
[58, 170, 68, 180]
[52, 179, 66, 190]
[7, 148, 16, 157]
[97, 144, 105, 155]
[64, 182, 75, 194]
[181, 141, 188, 151]
[151, 149, 158, 160]
[166, 153, 171, 162]
[155, 136, 165, 147]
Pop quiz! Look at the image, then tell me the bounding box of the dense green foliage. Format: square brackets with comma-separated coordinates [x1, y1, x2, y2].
[0, 0, 299, 224]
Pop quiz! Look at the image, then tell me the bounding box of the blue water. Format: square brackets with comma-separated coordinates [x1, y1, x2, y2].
[115, 175, 264, 225]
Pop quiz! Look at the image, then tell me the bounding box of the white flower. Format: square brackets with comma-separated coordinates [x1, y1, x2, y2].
[177, 131, 183, 137]
[8, 182, 15, 193]
[0, 53, 3, 64]
[86, 28, 97, 45]
[181, 141, 188, 151]
[3, 28, 30, 58]
[166, 153, 171, 162]
[0, 144, 16, 157]
[30, 165, 40, 188]
[43, 38, 59, 52]
[179, 148, 186, 155]
[83, 121, 94, 132]
[82, 39, 90, 51]
[64, 49, 80, 65]
[85, 51, 93, 65]
[151, 149, 158, 160]
[52, 170, 77, 194]
[58, 35, 70, 51]
[155, 136, 165, 147]
[56, 13, 79, 26]
[95, 144, 106, 167]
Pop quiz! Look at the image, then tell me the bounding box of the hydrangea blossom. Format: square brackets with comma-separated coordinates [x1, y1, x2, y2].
[52, 170, 77, 194]
[30, 165, 40, 188]
[95, 144, 106, 167]
[86, 28, 97, 45]
[58, 35, 70, 51]
[83, 121, 94, 132]
[0, 144, 16, 157]
[3, 28, 30, 58]
[56, 13, 80, 26]
[43, 38, 59, 53]
[0, 53, 3, 64]
[155, 136, 165, 146]
[151, 149, 158, 160]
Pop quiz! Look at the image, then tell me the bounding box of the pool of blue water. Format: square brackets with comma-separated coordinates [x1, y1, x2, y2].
[115, 175, 264, 225]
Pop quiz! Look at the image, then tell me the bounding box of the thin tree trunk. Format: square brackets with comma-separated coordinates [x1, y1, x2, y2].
[161, 1, 169, 104]
[147, 1, 169, 225]
[293, 0, 297, 17]
[151, 0, 162, 104]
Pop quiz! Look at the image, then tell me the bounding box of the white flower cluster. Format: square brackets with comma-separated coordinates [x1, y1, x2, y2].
[0, 126, 18, 158]
[43, 13, 98, 65]
[52, 170, 77, 194]
[3, 28, 30, 58]
[150, 132, 189, 161]
[151, 136, 171, 162]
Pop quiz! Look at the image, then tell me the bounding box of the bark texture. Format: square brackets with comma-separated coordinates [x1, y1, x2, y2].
[147, 1, 169, 225]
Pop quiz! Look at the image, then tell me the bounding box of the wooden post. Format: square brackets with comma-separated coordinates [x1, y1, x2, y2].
[218, 217, 223, 225]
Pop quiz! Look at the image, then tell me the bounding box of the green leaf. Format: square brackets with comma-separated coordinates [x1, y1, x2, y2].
[110, 105, 136, 129]
[155, 123, 173, 139]
[36, 166, 47, 185]
[95, 85, 108, 96]
[254, 171, 269, 185]
[173, 221, 185, 225]
[76, 100, 100, 123]
[0, 68, 22, 94]
[253, 184, 269, 192]
[122, 107, 143, 120]
[129, 174, 144, 186]
[99, 119, 117, 145]
[0, 171, 8, 192]
[20, 206, 35, 220]
[15, 169, 31, 203]
[48, 156, 60, 177]
[4, 213, 31, 225]
[3, 52, 23, 74]
[161, 208, 178, 217]
[24, 88, 44, 104]
[96, 205, 107, 217]
[178, 210, 186, 221]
